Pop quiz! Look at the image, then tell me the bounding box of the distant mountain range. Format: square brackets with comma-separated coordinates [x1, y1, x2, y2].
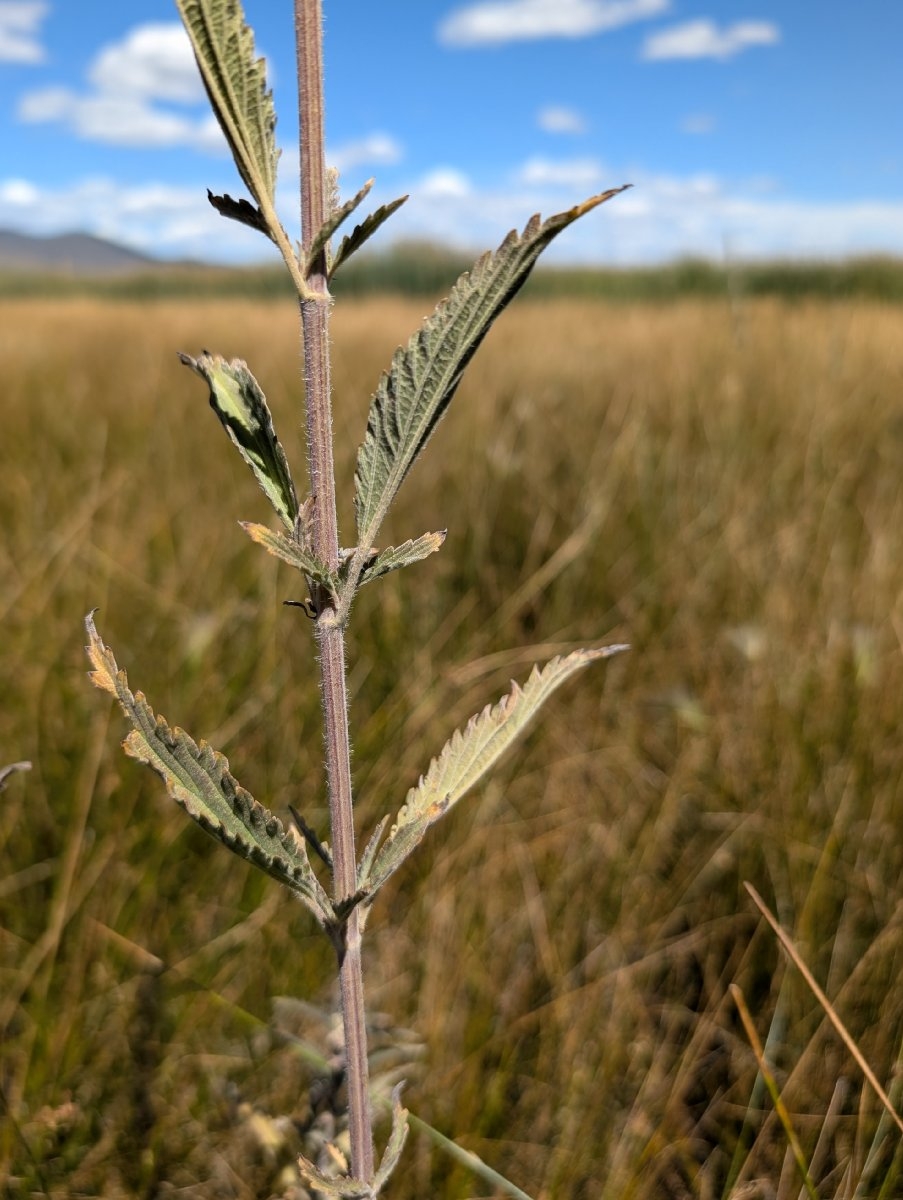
[0, 229, 159, 273]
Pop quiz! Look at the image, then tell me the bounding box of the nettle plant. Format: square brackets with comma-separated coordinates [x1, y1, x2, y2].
[86, 0, 628, 1193]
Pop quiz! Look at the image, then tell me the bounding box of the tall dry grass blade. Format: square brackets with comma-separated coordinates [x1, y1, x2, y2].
[745, 882, 903, 1139]
[730, 983, 820, 1200]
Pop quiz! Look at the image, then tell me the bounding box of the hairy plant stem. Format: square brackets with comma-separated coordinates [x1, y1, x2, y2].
[294, 0, 375, 1181]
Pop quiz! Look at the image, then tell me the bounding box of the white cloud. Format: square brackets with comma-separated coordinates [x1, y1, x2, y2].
[537, 106, 588, 135]
[88, 23, 206, 104]
[516, 156, 605, 189]
[377, 167, 903, 266]
[16, 21, 227, 152]
[680, 112, 716, 135]
[643, 19, 780, 61]
[19, 86, 225, 152]
[0, 175, 270, 260]
[4, 165, 903, 267]
[419, 168, 472, 198]
[0, 0, 47, 63]
[329, 133, 403, 174]
[438, 0, 669, 46]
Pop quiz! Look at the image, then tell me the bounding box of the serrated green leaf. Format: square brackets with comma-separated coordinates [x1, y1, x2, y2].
[329, 194, 409, 279]
[353, 187, 629, 553]
[364, 645, 629, 896]
[240, 522, 338, 594]
[175, 0, 279, 217]
[307, 178, 373, 270]
[354, 531, 446, 589]
[85, 613, 330, 926]
[179, 352, 298, 529]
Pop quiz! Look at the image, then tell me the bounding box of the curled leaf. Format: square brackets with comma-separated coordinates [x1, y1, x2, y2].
[372, 1084, 409, 1193]
[85, 613, 330, 926]
[179, 352, 298, 529]
[0, 761, 31, 792]
[207, 189, 270, 237]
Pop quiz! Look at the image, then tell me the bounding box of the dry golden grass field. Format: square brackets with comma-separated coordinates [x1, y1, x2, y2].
[3, 293, 903, 1198]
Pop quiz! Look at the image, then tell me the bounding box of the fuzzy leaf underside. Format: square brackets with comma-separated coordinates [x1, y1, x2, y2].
[207, 189, 270, 237]
[85, 614, 329, 924]
[307, 178, 373, 269]
[179, 352, 298, 529]
[365, 645, 628, 896]
[330, 195, 409, 279]
[353, 186, 629, 552]
[240, 522, 337, 593]
[355, 531, 447, 588]
[175, 0, 278, 213]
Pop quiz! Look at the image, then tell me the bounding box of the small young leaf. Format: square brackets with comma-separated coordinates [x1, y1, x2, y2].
[175, 0, 279, 217]
[329, 195, 409, 279]
[364, 645, 629, 896]
[296, 1085, 408, 1198]
[295, 1157, 371, 1199]
[179, 352, 298, 529]
[240, 522, 338, 594]
[353, 186, 630, 553]
[306, 178, 373, 271]
[207, 189, 271, 238]
[356, 816, 390, 892]
[354, 531, 447, 588]
[371, 1084, 410, 1193]
[85, 613, 331, 926]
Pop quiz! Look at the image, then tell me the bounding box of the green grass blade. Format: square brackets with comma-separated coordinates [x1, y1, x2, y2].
[85, 613, 330, 925]
[179, 351, 298, 529]
[175, 0, 279, 214]
[407, 1112, 536, 1200]
[353, 186, 629, 553]
[365, 645, 628, 896]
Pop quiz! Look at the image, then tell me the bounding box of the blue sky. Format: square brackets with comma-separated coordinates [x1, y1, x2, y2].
[0, 0, 900, 264]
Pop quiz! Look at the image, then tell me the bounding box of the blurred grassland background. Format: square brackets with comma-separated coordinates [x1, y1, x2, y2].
[2, 282, 903, 1198]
